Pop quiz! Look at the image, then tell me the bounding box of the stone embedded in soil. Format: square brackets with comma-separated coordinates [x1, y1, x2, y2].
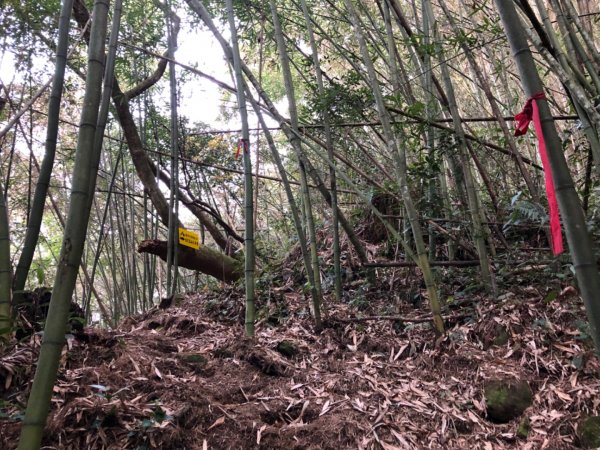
[578, 416, 600, 448]
[484, 379, 533, 423]
[481, 325, 510, 349]
[276, 340, 298, 358]
[492, 326, 509, 347]
[180, 353, 207, 365]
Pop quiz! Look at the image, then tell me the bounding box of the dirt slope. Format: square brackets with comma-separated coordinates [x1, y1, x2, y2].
[1, 281, 599, 449]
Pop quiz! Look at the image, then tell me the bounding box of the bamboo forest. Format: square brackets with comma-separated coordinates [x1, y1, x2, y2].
[1, 0, 600, 448]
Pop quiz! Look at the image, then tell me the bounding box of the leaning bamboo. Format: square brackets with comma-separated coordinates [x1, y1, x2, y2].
[344, 0, 444, 335]
[299, 0, 342, 301]
[13, 0, 75, 293]
[0, 180, 10, 338]
[423, 0, 494, 293]
[0, 96, 9, 337]
[19, 1, 111, 447]
[269, 0, 322, 328]
[226, 0, 256, 336]
[184, 0, 370, 270]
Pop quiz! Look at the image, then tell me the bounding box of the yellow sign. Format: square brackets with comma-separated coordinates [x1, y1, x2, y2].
[178, 228, 200, 249]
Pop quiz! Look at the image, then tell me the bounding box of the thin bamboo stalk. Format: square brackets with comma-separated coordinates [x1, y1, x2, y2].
[345, 0, 444, 335]
[269, 0, 322, 327]
[300, 0, 342, 301]
[227, 0, 256, 336]
[13, 0, 75, 292]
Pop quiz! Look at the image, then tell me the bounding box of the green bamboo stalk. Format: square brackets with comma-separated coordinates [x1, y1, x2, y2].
[345, 0, 443, 335]
[116, 164, 132, 314]
[269, 0, 322, 330]
[108, 199, 122, 322]
[27, 149, 112, 325]
[438, 160, 456, 259]
[244, 83, 319, 322]
[184, 0, 369, 271]
[0, 97, 9, 337]
[165, 6, 180, 296]
[443, 1, 543, 200]
[300, 126, 426, 274]
[18, 0, 110, 447]
[518, 7, 600, 131]
[530, 0, 595, 93]
[127, 166, 141, 312]
[13, 0, 74, 293]
[495, 0, 600, 354]
[299, 0, 342, 301]
[548, 0, 600, 94]
[422, 0, 494, 294]
[269, 0, 322, 328]
[531, 0, 600, 170]
[83, 0, 122, 316]
[417, 0, 439, 263]
[226, 0, 255, 336]
[84, 148, 122, 317]
[559, 0, 600, 69]
[186, 0, 368, 263]
[0, 179, 10, 338]
[518, 16, 600, 170]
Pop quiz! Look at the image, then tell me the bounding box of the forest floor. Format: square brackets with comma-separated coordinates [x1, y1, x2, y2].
[1, 261, 600, 449]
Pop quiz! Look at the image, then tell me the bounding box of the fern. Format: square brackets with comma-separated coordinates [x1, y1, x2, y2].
[503, 192, 548, 233]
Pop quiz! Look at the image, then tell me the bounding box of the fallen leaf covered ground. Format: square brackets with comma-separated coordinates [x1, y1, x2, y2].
[1, 267, 599, 449]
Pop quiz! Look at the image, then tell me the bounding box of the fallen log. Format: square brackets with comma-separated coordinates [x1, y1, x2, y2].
[137, 239, 243, 283]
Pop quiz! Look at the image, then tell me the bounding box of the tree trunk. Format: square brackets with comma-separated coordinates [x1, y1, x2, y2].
[137, 240, 242, 284]
[72, 0, 234, 255]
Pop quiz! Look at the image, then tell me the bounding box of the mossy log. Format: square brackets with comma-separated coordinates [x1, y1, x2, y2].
[137, 239, 242, 283]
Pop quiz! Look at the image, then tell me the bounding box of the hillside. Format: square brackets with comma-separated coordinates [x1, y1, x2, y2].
[2, 271, 599, 449]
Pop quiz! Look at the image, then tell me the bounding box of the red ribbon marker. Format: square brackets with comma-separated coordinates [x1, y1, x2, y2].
[235, 138, 249, 160]
[514, 92, 564, 255]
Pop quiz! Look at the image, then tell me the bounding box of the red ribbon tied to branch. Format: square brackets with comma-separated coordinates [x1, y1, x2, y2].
[235, 138, 249, 160]
[514, 92, 564, 255]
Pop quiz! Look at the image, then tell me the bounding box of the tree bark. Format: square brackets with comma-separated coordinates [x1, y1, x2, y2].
[138, 240, 242, 283]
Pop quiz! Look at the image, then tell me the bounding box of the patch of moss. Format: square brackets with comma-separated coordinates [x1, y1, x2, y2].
[484, 379, 533, 423]
[180, 353, 207, 365]
[276, 340, 298, 358]
[579, 416, 600, 448]
[517, 416, 530, 439]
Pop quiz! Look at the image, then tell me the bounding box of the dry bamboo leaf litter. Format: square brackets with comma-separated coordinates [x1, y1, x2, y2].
[0, 278, 599, 449]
